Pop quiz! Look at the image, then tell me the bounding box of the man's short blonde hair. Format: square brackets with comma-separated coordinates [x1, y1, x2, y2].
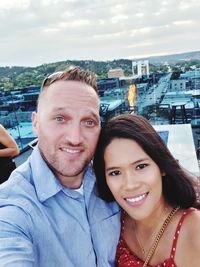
[37, 66, 98, 109]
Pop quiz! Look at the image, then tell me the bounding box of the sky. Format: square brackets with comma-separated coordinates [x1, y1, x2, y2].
[0, 0, 200, 67]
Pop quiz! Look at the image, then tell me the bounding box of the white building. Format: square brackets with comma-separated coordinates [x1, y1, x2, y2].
[132, 60, 149, 77]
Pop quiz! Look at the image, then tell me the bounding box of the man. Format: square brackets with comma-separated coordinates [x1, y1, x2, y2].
[0, 67, 120, 267]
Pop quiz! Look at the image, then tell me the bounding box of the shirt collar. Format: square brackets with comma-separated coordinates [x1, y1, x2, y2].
[30, 146, 63, 202]
[29, 146, 95, 202]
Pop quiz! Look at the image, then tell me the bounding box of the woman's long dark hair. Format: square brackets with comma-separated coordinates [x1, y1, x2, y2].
[93, 113, 200, 209]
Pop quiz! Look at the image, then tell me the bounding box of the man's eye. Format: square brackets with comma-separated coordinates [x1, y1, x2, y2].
[83, 120, 95, 126]
[136, 163, 147, 170]
[55, 117, 64, 122]
[108, 170, 121, 176]
[87, 120, 94, 125]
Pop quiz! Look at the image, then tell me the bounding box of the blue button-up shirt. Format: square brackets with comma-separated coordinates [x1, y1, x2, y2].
[0, 146, 120, 267]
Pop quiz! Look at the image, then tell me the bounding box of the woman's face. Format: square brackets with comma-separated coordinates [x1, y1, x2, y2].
[104, 138, 165, 221]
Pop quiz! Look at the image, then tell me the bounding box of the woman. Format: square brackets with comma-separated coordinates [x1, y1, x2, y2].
[0, 124, 20, 183]
[93, 114, 200, 267]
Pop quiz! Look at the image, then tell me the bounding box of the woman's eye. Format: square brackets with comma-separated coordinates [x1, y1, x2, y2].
[108, 170, 121, 176]
[136, 163, 147, 170]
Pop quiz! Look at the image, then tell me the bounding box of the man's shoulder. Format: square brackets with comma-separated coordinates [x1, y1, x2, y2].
[0, 161, 38, 212]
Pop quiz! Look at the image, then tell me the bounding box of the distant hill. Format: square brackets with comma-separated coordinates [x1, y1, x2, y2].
[144, 50, 200, 64]
[0, 59, 133, 82]
[0, 50, 200, 88]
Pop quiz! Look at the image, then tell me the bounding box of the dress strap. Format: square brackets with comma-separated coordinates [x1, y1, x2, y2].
[120, 210, 126, 236]
[170, 208, 196, 259]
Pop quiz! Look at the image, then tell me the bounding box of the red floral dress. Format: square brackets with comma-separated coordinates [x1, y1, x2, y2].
[116, 208, 195, 267]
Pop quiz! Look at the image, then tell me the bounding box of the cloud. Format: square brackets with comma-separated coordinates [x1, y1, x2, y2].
[0, 0, 199, 66]
[0, 0, 30, 10]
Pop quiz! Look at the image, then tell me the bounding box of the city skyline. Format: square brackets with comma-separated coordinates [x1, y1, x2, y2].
[0, 0, 200, 67]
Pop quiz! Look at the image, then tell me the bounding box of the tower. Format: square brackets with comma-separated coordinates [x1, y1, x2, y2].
[132, 60, 149, 77]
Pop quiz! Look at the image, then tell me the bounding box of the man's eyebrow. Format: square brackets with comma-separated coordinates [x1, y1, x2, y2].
[50, 107, 100, 121]
[51, 107, 67, 112]
[87, 112, 100, 122]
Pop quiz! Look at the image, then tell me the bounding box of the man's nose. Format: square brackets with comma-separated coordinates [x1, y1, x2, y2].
[65, 123, 82, 145]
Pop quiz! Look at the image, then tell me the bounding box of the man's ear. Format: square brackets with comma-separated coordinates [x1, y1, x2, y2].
[32, 111, 38, 136]
[161, 171, 166, 177]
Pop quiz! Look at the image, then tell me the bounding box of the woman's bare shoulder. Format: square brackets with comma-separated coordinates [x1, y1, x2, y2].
[177, 209, 200, 266]
[187, 209, 200, 235]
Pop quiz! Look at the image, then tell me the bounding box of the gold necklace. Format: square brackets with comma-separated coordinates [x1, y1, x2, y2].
[133, 208, 167, 257]
[134, 224, 159, 257]
[134, 206, 180, 267]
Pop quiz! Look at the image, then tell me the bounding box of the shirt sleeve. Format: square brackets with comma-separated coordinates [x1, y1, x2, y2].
[0, 206, 34, 267]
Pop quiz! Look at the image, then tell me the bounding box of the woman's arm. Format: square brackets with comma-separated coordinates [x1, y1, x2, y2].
[0, 125, 20, 157]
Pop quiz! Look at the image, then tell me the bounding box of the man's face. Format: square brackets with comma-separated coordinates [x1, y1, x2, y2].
[32, 80, 100, 188]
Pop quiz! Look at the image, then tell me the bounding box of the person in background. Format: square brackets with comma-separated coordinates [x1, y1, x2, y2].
[0, 67, 120, 267]
[93, 113, 200, 267]
[0, 123, 19, 183]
